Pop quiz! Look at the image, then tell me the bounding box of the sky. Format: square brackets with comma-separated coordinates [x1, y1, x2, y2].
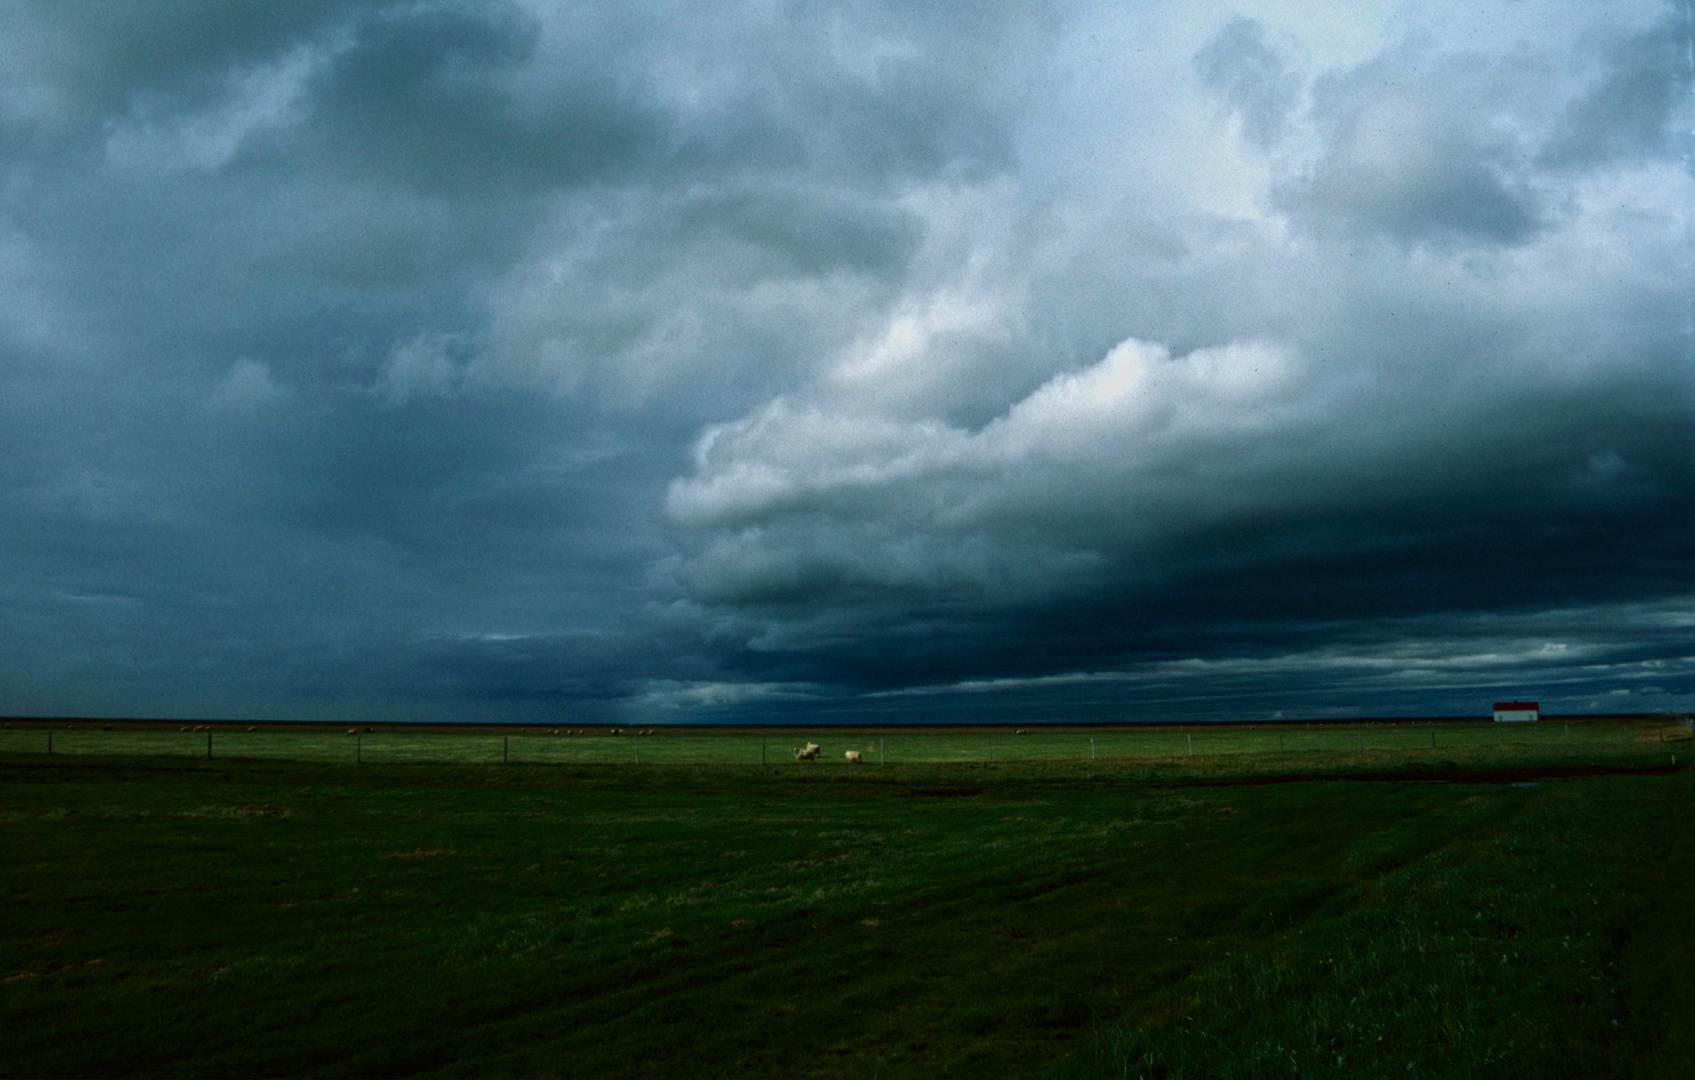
[1, 0, 1693, 724]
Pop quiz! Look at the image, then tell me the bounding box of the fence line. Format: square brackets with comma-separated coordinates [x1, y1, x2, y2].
[2, 720, 1686, 769]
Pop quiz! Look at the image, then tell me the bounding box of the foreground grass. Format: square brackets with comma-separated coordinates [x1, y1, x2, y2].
[0, 753, 1689, 1077]
[1059, 766, 1695, 1079]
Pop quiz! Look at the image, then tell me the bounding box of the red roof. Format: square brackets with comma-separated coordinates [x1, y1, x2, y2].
[1493, 701, 1539, 711]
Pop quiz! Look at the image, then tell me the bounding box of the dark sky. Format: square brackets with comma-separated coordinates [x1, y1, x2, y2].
[2, 0, 1693, 723]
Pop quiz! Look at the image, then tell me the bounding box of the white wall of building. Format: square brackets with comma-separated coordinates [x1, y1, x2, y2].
[1493, 706, 1539, 722]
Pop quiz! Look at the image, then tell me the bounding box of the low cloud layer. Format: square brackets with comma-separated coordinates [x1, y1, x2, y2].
[2, 0, 1692, 722]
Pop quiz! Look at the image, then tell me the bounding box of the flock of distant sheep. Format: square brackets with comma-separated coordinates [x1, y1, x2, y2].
[37, 725, 1034, 760]
[24, 725, 1024, 768]
[794, 731, 1027, 762]
[787, 741, 862, 762]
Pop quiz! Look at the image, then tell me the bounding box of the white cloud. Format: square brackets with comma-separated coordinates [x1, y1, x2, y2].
[669, 337, 1308, 546]
[103, 45, 324, 174]
[210, 357, 286, 410]
[631, 679, 818, 711]
[376, 333, 470, 407]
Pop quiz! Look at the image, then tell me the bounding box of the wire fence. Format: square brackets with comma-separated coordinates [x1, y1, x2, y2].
[2, 719, 1689, 769]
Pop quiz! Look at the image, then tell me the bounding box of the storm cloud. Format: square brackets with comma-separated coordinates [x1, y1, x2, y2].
[1, 0, 1692, 723]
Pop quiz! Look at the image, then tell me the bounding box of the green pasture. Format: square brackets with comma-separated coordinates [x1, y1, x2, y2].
[0, 717, 1679, 770]
[1, 729, 1690, 1078]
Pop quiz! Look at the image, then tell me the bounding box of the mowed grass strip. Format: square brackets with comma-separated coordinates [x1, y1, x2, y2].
[0, 752, 1689, 1078]
[0, 717, 1680, 771]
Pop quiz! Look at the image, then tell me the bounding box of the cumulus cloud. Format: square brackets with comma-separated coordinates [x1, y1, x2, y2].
[375, 332, 471, 406]
[670, 336, 1308, 545]
[1, 0, 1691, 722]
[102, 43, 319, 174]
[210, 357, 287, 410]
[1193, 16, 1304, 150]
[1274, 42, 1548, 245]
[1539, 13, 1693, 168]
[649, 1, 1695, 713]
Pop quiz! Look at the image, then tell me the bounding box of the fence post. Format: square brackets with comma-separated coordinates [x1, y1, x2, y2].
[207, 730, 213, 761]
[1090, 737, 1095, 762]
[880, 739, 885, 766]
[1187, 733, 1193, 757]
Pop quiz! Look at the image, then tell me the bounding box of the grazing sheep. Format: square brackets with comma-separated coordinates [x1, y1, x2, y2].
[247, 726, 258, 732]
[844, 750, 863, 763]
[793, 742, 821, 761]
[180, 726, 191, 732]
[1015, 729, 1026, 735]
[347, 728, 358, 735]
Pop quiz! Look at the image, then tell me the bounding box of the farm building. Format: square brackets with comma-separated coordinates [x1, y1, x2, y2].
[1493, 700, 1539, 722]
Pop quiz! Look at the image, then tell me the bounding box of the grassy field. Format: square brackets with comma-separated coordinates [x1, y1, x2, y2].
[0, 717, 1682, 769]
[1, 723, 1690, 1078]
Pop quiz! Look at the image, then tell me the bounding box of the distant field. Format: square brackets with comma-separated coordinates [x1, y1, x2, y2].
[2, 727, 1691, 1078]
[0, 717, 1685, 771]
